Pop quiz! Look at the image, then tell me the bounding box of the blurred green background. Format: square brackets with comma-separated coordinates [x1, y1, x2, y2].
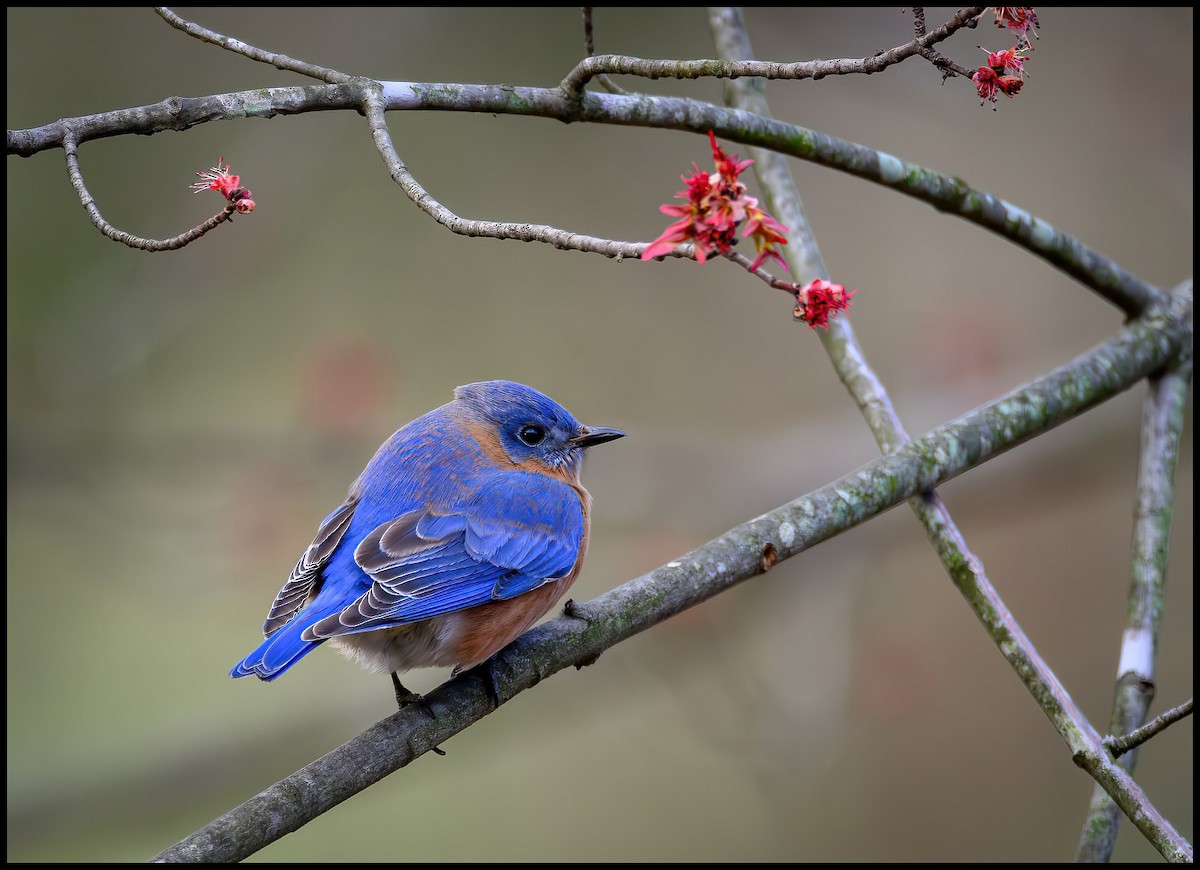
[7, 7, 1192, 862]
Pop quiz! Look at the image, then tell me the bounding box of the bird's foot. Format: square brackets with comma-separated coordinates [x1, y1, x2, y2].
[563, 598, 593, 624]
[452, 658, 505, 710]
[391, 672, 436, 719]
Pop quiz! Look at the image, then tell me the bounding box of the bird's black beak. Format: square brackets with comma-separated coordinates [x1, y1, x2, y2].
[570, 426, 625, 448]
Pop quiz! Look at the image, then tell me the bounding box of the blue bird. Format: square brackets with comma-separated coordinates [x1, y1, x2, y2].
[231, 380, 624, 705]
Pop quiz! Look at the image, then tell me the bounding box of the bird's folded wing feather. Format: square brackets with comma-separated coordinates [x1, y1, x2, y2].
[302, 472, 583, 640]
[261, 498, 358, 637]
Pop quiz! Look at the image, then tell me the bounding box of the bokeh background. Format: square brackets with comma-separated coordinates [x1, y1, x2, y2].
[6, 7, 1192, 862]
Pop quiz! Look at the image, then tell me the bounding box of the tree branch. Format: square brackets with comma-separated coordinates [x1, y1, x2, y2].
[8, 77, 1165, 316]
[579, 7, 628, 96]
[561, 7, 985, 93]
[5, 9, 1189, 863]
[359, 86, 690, 260]
[154, 6, 353, 83]
[711, 10, 1190, 861]
[64, 135, 240, 251]
[1076, 295, 1195, 860]
[152, 288, 1191, 863]
[1106, 699, 1195, 759]
[6, 84, 363, 155]
[909, 5, 976, 80]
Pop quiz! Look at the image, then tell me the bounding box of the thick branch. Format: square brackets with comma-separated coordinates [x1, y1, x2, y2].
[6, 85, 363, 155]
[152, 290, 1191, 863]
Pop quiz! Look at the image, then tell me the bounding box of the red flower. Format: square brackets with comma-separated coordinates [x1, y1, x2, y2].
[711, 134, 754, 187]
[794, 278, 855, 330]
[984, 46, 1028, 78]
[973, 66, 1000, 105]
[191, 157, 256, 213]
[744, 205, 789, 271]
[643, 131, 787, 268]
[997, 75, 1024, 97]
[642, 166, 715, 262]
[991, 7, 1039, 45]
[974, 43, 1029, 108]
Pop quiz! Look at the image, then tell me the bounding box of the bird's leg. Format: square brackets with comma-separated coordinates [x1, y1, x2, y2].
[392, 673, 445, 755]
[562, 599, 603, 668]
[481, 657, 504, 709]
[450, 659, 503, 709]
[391, 671, 418, 706]
[391, 672, 436, 719]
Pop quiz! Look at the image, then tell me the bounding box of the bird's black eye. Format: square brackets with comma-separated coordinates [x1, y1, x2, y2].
[517, 424, 546, 447]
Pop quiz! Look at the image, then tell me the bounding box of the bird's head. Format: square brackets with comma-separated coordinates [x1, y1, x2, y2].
[454, 380, 624, 476]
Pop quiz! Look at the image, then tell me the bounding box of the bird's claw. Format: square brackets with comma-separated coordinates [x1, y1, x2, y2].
[563, 598, 593, 624]
[392, 672, 436, 719]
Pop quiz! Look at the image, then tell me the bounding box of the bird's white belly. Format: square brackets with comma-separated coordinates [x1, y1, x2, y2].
[327, 615, 463, 673]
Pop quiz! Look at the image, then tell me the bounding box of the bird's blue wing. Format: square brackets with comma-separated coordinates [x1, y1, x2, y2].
[302, 472, 583, 640]
[260, 498, 358, 636]
[230, 496, 359, 679]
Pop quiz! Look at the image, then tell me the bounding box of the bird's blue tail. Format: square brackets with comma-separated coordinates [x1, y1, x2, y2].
[230, 617, 324, 681]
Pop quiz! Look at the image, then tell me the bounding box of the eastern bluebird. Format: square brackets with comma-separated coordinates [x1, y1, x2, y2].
[230, 380, 624, 705]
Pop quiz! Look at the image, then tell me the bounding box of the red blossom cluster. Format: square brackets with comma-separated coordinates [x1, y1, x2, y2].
[793, 278, 855, 331]
[991, 7, 1039, 45]
[971, 8, 1038, 109]
[642, 131, 788, 271]
[191, 157, 256, 213]
[973, 44, 1028, 108]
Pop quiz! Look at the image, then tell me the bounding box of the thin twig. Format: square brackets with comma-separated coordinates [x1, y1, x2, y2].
[909, 6, 974, 79]
[63, 135, 239, 252]
[154, 7, 353, 83]
[359, 86, 692, 260]
[580, 7, 628, 95]
[151, 290, 1192, 862]
[912, 5, 927, 37]
[562, 7, 985, 93]
[1106, 699, 1195, 759]
[582, 7, 596, 56]
[722, 250, 802, 296]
